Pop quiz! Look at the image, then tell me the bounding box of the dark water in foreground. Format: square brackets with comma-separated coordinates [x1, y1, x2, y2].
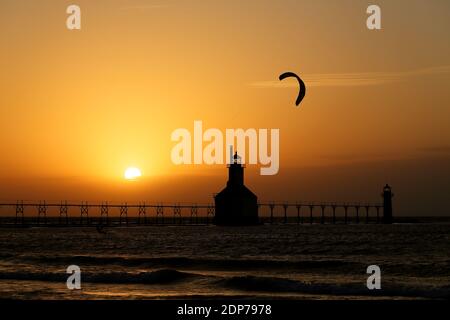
[0, 224, 449, 300]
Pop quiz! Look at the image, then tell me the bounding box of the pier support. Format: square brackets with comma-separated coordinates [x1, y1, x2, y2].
[119, 204, 128, 226]
[15, 201, 24, 225]
[332, 205, 337, 224]
[283, 204, 288, 224]
[269, 203, 275, 224]
[296, 204, 302, 224]
[59, 201, 69, 225]
[309, 205, 314, 224]
[80, 202, 89, 225]
[190, 205, 198, 224]
[173, 205, 181, 224]
[138, 203, 146, 225]
[355, 205, 360, 224]
[37, 201, 47, 225]
[156, 205, 164, 224]
[320, 205, 325, 224]
[100, 202, 109, 225]
[344, 205, 348, 224]
[365, 205, 370, 224]
[207, 205, 215, 224]
[376, 206, 380, 224]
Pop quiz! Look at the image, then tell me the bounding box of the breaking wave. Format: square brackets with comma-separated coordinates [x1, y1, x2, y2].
[219, 275, 450, 299]
[1, 269, 448, 299]
[0, 269, 196, 284]
[9, 254, 361, 272]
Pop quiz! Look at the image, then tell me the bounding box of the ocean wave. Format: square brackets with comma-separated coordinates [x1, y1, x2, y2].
[0, 269, 196, 284]
[11, 254, 359, 271]
[7, 254, 450, 280]
[218, 275, 450, 299]
[1, 268, 448, 299]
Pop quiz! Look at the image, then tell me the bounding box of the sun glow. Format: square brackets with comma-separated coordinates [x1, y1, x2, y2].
[124, 167, 142, 180]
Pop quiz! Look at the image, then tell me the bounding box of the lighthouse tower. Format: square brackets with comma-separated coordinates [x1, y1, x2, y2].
[214, 152, 259, 225]
[382, 184, 394, 224]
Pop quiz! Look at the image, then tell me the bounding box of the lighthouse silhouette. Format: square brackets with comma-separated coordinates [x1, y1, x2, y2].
[214, 152, 259, 225]
[382, 184, 394, 224]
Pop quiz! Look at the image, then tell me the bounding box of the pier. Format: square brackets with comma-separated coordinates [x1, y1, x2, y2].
[0, 201, 385, 227]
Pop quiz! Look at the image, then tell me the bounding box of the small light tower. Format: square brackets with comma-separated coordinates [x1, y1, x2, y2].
[382, 184, 394, 224]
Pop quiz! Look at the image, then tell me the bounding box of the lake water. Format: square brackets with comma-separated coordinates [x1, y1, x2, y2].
[0, 224, 449, 299]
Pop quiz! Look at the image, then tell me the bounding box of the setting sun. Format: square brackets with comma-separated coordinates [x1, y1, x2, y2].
[124, 167, 142, 180]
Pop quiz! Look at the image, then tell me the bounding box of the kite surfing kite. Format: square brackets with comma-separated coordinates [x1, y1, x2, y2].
[279, 72, 306, 107]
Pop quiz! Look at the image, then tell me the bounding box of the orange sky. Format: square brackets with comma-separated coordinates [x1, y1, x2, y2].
[0, 0, 449, 215]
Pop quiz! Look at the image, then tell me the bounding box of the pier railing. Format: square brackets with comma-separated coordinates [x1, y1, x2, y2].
[0, 201, 384, 227]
